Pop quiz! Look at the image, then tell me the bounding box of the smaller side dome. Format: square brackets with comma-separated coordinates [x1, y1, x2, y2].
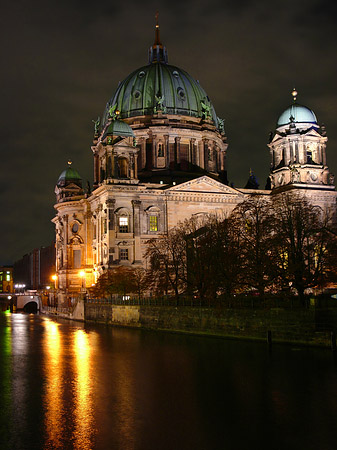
[277, 103, 317, 127]
[104, 119, 135, 138]
[55, 161, 84, 204]
[57, 161, 82, 187]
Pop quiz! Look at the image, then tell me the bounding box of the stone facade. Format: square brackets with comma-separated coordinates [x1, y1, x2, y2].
[52, 27, 336, 294]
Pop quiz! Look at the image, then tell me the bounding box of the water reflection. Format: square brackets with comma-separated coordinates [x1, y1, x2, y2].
[1, 314, 337, 450]
[72, 329, 95, 450]
[0, 315, 12, 445]
[11, 314, 29, 450]
[43, 318, 64, 449]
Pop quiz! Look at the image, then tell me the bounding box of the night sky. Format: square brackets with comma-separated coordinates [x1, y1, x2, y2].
[1, 0, 337, 265]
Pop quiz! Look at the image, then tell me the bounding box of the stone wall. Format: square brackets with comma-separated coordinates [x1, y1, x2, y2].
[84, 304, 337, 347]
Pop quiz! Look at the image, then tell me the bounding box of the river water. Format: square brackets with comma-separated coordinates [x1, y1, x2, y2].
[0, 312, 337, 450]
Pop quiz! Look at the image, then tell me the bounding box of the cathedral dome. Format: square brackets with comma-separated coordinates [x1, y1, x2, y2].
[101, 21, 218, 129]
[102, 63, 218, 127]
[277, 103, 317, 127]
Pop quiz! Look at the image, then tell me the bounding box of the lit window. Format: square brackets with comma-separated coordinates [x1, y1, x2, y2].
[149, 215, 158, 232]
[120, 249, 128, 260]
[119, 216, 129, 233]
[6, 274, 10, 282]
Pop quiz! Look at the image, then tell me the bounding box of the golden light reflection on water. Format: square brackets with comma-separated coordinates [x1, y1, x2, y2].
[73, 329, 95, 450]
[43, 318, 64, 449]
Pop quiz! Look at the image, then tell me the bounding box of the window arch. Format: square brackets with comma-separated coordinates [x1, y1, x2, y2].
[115, 207, 132, 234]
[145, 206, 161, 233]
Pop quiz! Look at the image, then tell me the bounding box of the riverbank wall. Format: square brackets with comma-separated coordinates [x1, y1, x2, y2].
[84, 303, 337, 348]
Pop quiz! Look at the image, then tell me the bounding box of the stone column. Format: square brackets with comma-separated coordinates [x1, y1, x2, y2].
[139, 137, 146, 170]
[322, 143, 327, 166]
[106, 199, 116, 266]
[93, 153, 99, 187]
[107, 153, 113, 178]
[63, 214, 69, 291]
[175, 137, 181, 166]
[164, 134, 169, 168]
[190, 138, 196, 167]
[203, 138, 209, 171]
[113, 154, 119, 178]
[132, 200, 142, 263]
[285, 140, 291, 166]
[152, 134, 157, 168]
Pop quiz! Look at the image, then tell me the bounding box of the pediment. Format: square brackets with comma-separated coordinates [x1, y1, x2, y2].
[270, 127, 324, 144]
[303, 129, 323, 138]
[64, 183, 83, 191]
[166, 176, 243, 195]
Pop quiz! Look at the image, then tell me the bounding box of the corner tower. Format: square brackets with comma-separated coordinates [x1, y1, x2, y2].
[268, 89, 334, 191]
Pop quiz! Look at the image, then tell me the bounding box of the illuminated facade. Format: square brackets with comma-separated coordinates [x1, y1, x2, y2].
[52, 25, 336, 294]
[0, 267, 13, 293]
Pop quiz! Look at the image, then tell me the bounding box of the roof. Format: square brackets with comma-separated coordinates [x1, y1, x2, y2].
[101, 62, 219, 127]
[104, 119, 135, 138]
[277, 103, 317, 127]
[57, 165, 82, 185]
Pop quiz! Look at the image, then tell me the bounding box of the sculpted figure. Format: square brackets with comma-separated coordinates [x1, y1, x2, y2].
[154, 94, 166, 113]
[108, 103, 117, 118]
[217, 117, 225, 134]
[92, 117, 100, 134]
[201, 100, 211, 119]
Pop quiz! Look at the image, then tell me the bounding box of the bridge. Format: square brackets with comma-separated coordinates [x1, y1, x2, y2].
[0, 294, 42, 313]
[15, 294, 42, 312]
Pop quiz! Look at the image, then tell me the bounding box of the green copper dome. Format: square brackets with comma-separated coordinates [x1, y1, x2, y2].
[102, 62, 218, 127]
[104, 118, 135, 138]
[57, 163, 82, 186]
[277, 103, 317, 127]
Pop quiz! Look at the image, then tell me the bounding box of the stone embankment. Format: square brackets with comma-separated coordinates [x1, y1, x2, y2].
[83, 303, 337, 348]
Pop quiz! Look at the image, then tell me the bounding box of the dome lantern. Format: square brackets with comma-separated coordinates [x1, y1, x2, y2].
[148, 12, 168, 64]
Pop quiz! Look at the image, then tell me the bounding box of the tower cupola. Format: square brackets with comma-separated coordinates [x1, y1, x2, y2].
[268, 90, 333, 190]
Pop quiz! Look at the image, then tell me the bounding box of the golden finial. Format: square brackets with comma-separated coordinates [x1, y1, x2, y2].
[291, 88, 298, 102]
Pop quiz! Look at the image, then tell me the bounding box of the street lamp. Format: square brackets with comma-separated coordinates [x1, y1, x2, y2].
[51, 274, 57, 289]
[14, 284, 25, 294]
[79, 271, 86, 291]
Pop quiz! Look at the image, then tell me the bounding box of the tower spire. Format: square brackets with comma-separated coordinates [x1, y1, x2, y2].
[154, 11, 161, 45]
[148, 13, 168, 64]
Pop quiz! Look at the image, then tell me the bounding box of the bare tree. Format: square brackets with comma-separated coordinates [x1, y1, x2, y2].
[145, 227, 187, 299]
[271, 192, 336, 299]
[231, 196, 276, 296]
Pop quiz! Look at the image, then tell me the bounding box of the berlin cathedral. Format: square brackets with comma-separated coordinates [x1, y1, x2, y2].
[52, 22, 337, 293]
